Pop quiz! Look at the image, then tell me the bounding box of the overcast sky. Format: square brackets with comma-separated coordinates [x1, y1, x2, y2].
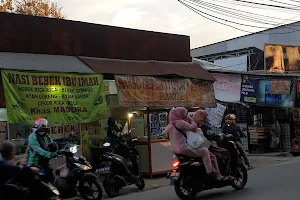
[59, 0, 300, 49]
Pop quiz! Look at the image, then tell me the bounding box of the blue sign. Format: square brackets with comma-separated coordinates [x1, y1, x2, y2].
[240, 77, 260, 103]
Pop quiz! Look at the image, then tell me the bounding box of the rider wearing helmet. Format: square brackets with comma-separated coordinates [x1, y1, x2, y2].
[27, 117, 58, 182]
[222, 114, 254, 170]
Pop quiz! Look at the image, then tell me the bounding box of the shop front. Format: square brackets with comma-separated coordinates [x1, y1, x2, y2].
[241, 75, 296, 153]
[0, 69, 108, 167]
[79, 57, 216, 178]
[208, 73, 249, 152]
[114, 75, 216, 178]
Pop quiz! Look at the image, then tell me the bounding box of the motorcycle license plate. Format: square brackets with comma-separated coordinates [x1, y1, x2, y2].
[169, 172, 180, 180]
[96, 166, 111, 175]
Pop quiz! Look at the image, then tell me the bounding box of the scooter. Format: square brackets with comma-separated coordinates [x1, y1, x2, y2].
[168, 133, 248, 200]
[0, 169, 60, 200]
[97, 133, 145, 198]
[54, 144, 103, 200]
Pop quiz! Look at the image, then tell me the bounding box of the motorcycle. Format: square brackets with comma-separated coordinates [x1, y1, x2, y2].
[54, 144, 103, 200]
[168, 133, 248, 200]
[97, 132, 145, 198]
[0, 169, 60, 200]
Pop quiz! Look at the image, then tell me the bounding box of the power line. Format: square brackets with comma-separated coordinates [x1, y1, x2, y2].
[179, 0, 300, 35]
[230, 0, 300, 11]
[183, 0, 271, 28]
[193, 0, 300, 24]
[188, 0, 296, 27]
[207, 0, 300, 14]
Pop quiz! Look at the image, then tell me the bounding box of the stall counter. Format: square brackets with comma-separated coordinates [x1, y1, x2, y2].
[136, 139, 175, 176]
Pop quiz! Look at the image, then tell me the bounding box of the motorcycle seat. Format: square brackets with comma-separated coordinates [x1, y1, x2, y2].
[175, 154, 203, 163]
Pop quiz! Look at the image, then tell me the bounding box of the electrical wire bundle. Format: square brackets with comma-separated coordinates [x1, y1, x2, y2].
[178, 0, 300, 34]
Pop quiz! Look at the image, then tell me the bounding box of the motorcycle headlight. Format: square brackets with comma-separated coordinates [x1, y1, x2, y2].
[69, 145, 78, 154]
[52, 188, 60, 196]
[74, 163, 91, 170]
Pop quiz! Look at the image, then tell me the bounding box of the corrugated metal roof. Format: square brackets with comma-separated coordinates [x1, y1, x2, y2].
[0, 52, 94, 73]
[80, 57, 215, 81]
[193, 58, 300, 78]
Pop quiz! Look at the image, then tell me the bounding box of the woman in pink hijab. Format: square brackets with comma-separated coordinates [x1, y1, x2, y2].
[166, 107, 227, 180]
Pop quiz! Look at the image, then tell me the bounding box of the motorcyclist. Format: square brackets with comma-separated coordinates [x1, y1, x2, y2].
[222, 114, 255, 170]
[26, 117, 58, 183]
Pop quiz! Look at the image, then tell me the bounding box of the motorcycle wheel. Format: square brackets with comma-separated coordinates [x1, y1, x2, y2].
[231, 163, 248, 190]
[79, 177, 103, 200]
[103, 174, 120, 198]
[174, 175, 197, 200]
[135, 176, 145, 190]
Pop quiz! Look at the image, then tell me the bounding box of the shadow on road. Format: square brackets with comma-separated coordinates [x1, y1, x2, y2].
[197, 188, 253, 199]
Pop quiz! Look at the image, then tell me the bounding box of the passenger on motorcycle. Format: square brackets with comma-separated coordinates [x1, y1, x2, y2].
[193, 109, 232, 176]
[26, 117, 58, 183]
[165, 107, 232, 181]
[222, 114, 255, 170]
[0, 141, 39, 187]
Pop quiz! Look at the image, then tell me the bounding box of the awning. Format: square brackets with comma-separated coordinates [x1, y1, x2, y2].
[0, 52, 95, 73]
[79, 57, 215, 81]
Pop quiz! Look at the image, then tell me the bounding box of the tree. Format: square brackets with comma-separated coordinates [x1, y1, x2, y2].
[0, 0, 64, 19]
[0, 0, 13, 12]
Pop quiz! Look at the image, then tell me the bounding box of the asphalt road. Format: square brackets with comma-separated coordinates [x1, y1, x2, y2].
[112, 159, 300, 200]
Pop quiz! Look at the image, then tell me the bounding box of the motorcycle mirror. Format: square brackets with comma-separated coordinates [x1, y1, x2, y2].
[103, 142, 111, 147]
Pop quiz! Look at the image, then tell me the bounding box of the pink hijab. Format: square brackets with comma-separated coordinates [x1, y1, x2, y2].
[165, 107, 188, 133]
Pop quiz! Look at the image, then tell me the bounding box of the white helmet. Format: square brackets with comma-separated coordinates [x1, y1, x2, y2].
[33, 117, 49, 136]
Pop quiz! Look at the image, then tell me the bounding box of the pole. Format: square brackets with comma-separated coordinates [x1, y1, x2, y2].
[147, 107, 153, 178]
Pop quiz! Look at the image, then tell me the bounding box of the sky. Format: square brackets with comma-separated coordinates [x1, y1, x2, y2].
[59, 0, 300, 49]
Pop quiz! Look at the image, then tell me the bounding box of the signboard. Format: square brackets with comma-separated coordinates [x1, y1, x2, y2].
[269, 80, 291, 95]
[212, 73, 242, 103]
[241, 76, 295, 108]
[115, 75, 216, 108]
[80, 129, 90, 157]
[205, 103, 226, 128]
[241, 77, 261, 103]
[1, 70, 108, 124]
[265, 44, 300, 72]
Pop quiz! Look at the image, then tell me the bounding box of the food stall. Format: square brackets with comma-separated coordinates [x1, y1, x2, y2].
[0, 70, 108, 168]
[114, 75, 216, 178]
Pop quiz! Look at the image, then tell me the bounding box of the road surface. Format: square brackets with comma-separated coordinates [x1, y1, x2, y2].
[112, 159, 300, 200]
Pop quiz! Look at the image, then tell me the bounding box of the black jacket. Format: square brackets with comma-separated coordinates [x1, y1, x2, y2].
[222, 124, 246, 141]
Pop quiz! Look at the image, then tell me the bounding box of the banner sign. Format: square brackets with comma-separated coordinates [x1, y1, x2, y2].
[265, 44, 300, 73]
[297, 82, 300, 99]
[241, 76, 295, 108]
[269, 80, 291, 95]
[115, 75, 216, 108]
[241, 77, 261, 103]
[212, 73, 242, 103]
[1, 70, 108, 124]
[205, 103, 227, 128]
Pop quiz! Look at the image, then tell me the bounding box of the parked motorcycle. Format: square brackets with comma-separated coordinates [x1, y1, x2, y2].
[168, 133, 248, 200]
[0, 169, 60, 200]
[54, 144, 103, 200]
[97, 133, 145, 198]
